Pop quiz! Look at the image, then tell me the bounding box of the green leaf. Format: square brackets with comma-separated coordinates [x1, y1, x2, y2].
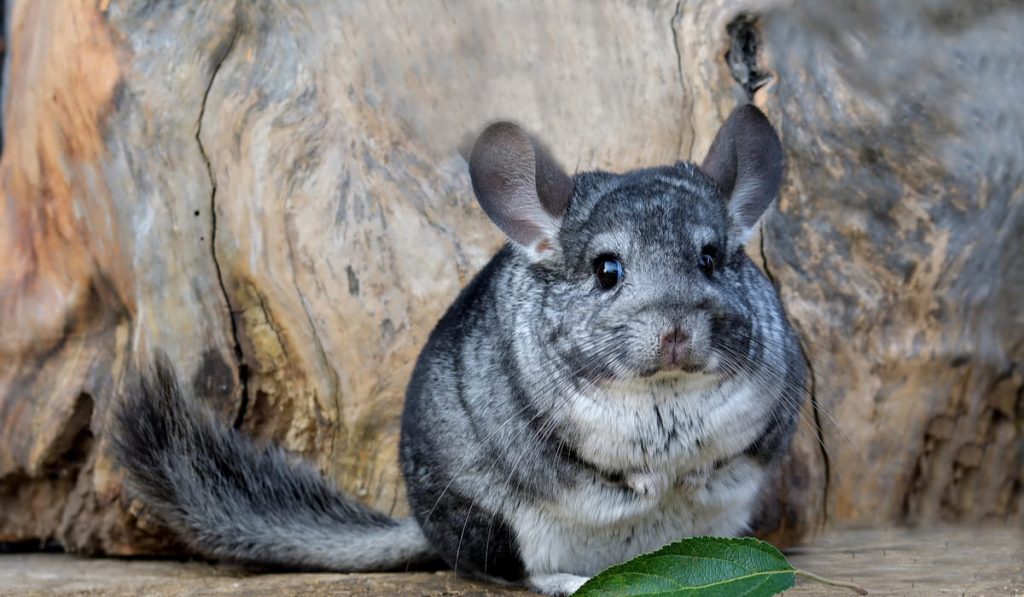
[572, 536, 796, 597]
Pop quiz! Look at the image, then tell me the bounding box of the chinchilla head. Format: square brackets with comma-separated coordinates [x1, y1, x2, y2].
[469, 105, 784, 381]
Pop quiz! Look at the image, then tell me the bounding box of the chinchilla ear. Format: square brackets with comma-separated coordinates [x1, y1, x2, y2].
[469, 121, 573, 257]
[700, 104, 784, 245]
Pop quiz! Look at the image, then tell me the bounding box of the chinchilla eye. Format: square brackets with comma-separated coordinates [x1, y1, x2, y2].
[594, 254, 623, 290]
[698, 245, 717, 276]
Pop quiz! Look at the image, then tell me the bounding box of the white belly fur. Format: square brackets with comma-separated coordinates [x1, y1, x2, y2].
[514, 457, 764, 576]
[515, 375, 770, 576]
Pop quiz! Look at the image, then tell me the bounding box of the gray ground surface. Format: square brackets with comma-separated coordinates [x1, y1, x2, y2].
[0, 526, 1020, 596]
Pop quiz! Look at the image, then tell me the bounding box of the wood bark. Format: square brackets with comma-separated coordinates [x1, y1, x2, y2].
[0, 0, 1020, 556]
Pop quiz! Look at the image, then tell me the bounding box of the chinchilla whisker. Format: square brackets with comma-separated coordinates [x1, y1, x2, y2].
[714, 355, 810, 457]
[715, 348, 849, 461]
[714, 350, 817, 441]
[721, 338, 855, 451]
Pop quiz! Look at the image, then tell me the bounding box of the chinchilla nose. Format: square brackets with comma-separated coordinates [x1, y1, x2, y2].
[659, 326, 690, 367]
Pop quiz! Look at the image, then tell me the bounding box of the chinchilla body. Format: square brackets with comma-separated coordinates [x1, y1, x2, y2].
[112, 105, 806, 596]
[402, 164, 805, 593]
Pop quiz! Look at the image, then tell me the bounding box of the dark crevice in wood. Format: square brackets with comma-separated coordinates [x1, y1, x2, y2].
[0, 0, 6, 156]
[758, 222, 777, 288]
[0, 539, 63, 553]
[670, 1, 689, 159]
[195, 10, 247, 429]
[797, 333, 829, 526]
[759, 221, 831, 526]
[44, 393, 94, 472]
[738, 7, 830, 527]
[726, 12, 771, 100]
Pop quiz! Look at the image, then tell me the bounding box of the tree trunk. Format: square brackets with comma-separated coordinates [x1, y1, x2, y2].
[0, 0, 1020, 556]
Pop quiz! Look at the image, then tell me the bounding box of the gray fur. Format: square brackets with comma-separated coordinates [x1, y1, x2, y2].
[112, 105, 805, 596]
[111, 355, 435, 571]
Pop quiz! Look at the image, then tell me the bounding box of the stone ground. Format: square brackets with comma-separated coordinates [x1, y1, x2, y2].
[0, 526, 1020, 596]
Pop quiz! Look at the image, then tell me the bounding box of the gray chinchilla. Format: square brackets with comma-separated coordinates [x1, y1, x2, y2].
[112, 104, 806, 596]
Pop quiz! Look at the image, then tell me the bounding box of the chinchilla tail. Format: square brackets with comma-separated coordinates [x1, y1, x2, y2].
[110, 353, 434, 571]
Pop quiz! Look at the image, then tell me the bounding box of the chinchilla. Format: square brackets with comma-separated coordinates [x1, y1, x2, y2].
[112, 104, 806, 596]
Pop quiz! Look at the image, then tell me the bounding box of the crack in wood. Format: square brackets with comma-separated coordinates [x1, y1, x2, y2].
[670, 1, 690, 160]
[726, 12, 771, 100]
[759, 189, 831, 526]
[195, 10, 246, 429]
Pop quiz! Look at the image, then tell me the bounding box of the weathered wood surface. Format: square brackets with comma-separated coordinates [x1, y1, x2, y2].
[758, 1, 1024, 525]
[0, 0, 1020, 556]
[0, 526, 1021, 596]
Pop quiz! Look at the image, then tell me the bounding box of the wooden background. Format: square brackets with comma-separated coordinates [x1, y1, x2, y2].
[0, 0, 1020, 555]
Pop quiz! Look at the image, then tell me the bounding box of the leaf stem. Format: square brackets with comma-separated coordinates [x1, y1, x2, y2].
[795, 569, 868, 595]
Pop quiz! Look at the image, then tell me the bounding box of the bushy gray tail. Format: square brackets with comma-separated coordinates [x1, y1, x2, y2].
[110, 355, 434, 571]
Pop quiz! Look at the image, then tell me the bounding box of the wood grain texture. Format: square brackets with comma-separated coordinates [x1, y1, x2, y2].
[0, 0, 1019, 558]
[758, 0, 1024, 526]
[0, 526, 1020, 596]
